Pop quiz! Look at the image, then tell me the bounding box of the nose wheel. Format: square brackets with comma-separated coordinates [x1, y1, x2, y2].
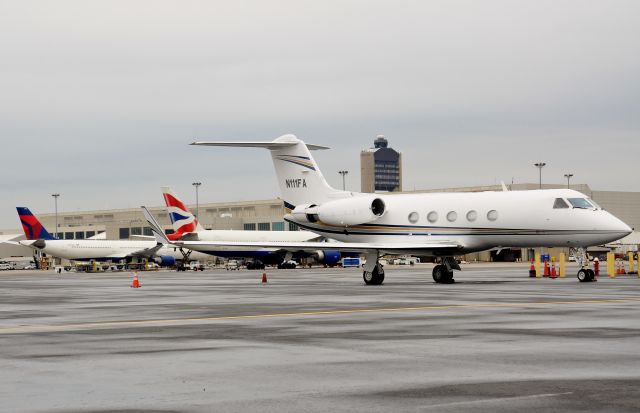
[577, 268, 595, 282]
[363, 263, 385, 285]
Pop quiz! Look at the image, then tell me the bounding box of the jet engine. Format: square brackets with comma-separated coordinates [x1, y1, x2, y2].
[315, 250, 341, 266]
[154, 255, 177, 267]
[292, 197, 385, 226]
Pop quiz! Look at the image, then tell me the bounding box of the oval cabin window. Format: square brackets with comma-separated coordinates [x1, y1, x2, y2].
[427, 211, 438, 223]
[446, 211, 457, 222]
[487, 210, 498, 221]
[408, 212, 419, 224]
[466, 210, 477, 222]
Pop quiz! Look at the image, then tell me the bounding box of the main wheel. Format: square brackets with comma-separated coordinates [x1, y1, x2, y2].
[432, 265, 454, 283]
[586, 269, 595, 281]
[577, 268, 590, 282]
[363, 264, 384, 285]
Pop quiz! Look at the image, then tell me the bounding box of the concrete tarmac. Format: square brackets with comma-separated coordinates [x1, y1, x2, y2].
[1, 264, 640, 412]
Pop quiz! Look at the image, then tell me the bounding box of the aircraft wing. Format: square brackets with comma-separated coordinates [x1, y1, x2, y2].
[128, 242, 165, 258]
[169, 240, 462, 255]
[0, 240, 21, 246]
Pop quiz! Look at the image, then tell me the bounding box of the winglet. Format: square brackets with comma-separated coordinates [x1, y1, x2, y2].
[141, 206, 171, 245]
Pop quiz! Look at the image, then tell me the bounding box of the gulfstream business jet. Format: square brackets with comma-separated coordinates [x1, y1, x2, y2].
[143, 134, 632, 285]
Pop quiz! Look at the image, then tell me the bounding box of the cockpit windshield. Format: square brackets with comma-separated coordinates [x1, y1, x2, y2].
[568, 198, 594, 209]
[587, 198, 601, 209]
[553, 198, 570, 209]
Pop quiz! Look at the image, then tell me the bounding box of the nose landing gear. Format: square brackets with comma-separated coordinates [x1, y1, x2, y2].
[572, 247, 596, 282]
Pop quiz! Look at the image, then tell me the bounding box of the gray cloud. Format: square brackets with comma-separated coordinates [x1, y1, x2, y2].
[1, 0, 639, 228]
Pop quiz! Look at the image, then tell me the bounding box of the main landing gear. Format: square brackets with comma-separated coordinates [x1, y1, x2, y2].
[363, 263, 385, 285]
[362, 251, 384, 285]
[432, 257, 460, 284]
[176, 247, 192, 272]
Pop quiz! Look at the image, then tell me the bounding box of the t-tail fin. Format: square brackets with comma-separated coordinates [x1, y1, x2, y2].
[161, 187, 204, 240]
[191, 134, 346, 209]
[16, 207, 56, 240]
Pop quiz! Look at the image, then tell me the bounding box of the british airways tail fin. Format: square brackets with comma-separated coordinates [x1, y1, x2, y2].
[191, 134, 346, 209]
[16, 207, 56, 240]
[161, 187, 204, 240]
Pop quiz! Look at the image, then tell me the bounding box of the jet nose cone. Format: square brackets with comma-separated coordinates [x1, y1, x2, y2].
[609, 215, 633, 238]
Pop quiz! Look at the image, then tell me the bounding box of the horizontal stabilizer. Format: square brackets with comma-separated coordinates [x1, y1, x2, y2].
[191, 141, 330, 151]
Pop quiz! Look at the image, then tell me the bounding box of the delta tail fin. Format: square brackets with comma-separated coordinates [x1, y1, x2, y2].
[16, 207, 56, 240]
[161, 187, 204, 240]
[191, 134, 346, 209]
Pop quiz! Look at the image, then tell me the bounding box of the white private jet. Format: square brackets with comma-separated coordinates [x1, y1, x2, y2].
[142, 134, 632, 285]
[13, 207, 208, 267]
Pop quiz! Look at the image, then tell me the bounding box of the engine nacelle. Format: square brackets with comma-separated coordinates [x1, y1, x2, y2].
[292, 197, 385, 226]
[154, 255, 176, 267]
[315, 250, 341, 266]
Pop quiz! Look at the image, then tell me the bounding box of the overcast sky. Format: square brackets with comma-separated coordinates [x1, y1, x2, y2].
[1, 0, 639, 229]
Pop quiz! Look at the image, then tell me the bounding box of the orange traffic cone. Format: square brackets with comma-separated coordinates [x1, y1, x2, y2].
[529, 259, 536, 277]
[131, 272, 141, 288]
[550, 262, 557, 279]
[543, 260, 550, 277]
[261, 272, 268, 284]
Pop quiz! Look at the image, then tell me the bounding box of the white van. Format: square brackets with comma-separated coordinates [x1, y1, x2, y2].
[0, 263, 12, 271]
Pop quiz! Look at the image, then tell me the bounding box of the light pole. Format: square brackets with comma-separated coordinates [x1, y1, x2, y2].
[51, 193, 60, 239]
[534, 163, 546, 189]
[564, 173, 573, 189]
[338, 170, 349, 190]
[192, 182, 201, 219]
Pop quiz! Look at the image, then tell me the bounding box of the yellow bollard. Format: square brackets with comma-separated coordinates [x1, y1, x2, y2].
[92, 261, 97, 273]
[535, 252, 541, 278]
[144, 258, 149, 271]
[607, 252, 616, 278]
[629, 252, 635, 274]
[559, 253, 566, 278]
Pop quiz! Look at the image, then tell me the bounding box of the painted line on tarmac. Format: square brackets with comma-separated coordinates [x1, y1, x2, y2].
[1, 297, 639, 334]
[420, 392, 574, 409]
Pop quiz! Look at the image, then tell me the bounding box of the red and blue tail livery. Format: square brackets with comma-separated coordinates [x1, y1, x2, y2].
[17, 207, 56, 240]
[161, 187, 204, 241]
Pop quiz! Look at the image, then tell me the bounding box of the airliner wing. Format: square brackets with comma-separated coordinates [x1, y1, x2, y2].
[0, 240, 21, 246]
[128, 242, 164, 258]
